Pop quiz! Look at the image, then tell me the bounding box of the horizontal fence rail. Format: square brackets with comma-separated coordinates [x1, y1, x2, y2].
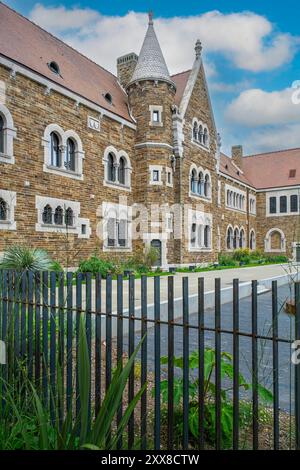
[0, 269, 299, 450]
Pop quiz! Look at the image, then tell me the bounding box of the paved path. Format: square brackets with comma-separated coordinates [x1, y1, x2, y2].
[123, 283, 295, 412]
[83, 263, 297, 312]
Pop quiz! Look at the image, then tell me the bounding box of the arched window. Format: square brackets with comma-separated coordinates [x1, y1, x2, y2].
[65, 207, 74, 227]
[198, 225, 203, 247]
[193, 122, 198, 140]
[118, 157, 126, 185]
[0, 198, 7, 221]
[239, 229, 245, 248]
[227, 227, 233, 250]
[107, 153, 115, 182]
[198, 171, 204, 195]
[203, 128, 208, 147]
[54, 206, 63, 225]
[191, 169, 197, 193]
[250, 230, 256, 250]
[42, 205, 52, 225]
[233, 228, 239, 249]
[65, 138, 75, 171]
[198, 125, 203, 144]
[204, 225, 210, 248]
[204, 174, 210, 197]
[0, 115, 4, 154]
[191, 223, 197, 248]
[50, 132, 61, 167]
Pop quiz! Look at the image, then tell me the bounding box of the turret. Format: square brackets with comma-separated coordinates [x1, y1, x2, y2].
[126, 12, 176, 143]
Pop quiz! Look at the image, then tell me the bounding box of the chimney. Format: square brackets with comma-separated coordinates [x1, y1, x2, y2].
[117, 53, 138, 89]
[231, 145, 243, 168]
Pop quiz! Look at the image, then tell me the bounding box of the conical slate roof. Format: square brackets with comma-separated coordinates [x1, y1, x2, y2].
[128, 14, 175, 87]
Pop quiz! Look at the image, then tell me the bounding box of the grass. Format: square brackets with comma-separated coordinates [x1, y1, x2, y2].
[175, 260, 287, 274]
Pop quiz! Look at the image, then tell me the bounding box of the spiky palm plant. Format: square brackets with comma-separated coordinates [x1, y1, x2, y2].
[0, 245, 53, 272]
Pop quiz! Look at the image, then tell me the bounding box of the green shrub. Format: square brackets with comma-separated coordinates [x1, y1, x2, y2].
[250, 249, 263, 260]
[218, 253, 237, 267]
[158, 349, 273, 449]
[232, 248, 250, 262]
[0, 245, 53, 272]
[78, 256, 114, 277]
[0, 317, 145, 450]
[50, 260, 64, 272]
[263, 254, 289, 264]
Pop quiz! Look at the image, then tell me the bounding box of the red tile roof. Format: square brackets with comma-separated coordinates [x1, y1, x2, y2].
[220, 153, 254, 187]
[242, 147, 300, 189]
[0, 2, 132, 122]
[171, 70, 191, 106]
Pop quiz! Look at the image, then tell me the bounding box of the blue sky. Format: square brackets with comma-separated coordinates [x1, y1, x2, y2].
[5, 0, 300, 155]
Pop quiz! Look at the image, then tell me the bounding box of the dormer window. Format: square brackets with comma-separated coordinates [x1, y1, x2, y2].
[104, 93, 113, 104]
[48, 61, 60, 75]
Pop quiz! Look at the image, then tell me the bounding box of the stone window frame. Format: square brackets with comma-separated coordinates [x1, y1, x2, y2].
[225, 184, 246, 213]
[149, 105, 163, 127]
[189, 164, 212, 202]
[191, 118, 210, 151]
[264, 228, 286, 253]
[42, 124, 85, 181]
[249, 195, 257, 215]
[149, 165, 163, 186]
[226, 224, 234, 251]
[35, 195, 91, 238]
[266, 189, 300, 217]
[103, 146, 132, 191]
[188, 209, 213, 253]
[165, 167, 173, 187]
[0, 104, 17, 165]
[249, 229, 256, 251]
[102, 202, 132, 252]
[0, 189, 17, 231]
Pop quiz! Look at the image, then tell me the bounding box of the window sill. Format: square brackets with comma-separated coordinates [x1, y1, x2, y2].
[0, 153, 14, 164]
[43, 164, 83, 181]
[189, 247, 212, 253]
[189, 192, 211, 202]
[191, 140, 210, 152]
[41, 223, 75, 229]
[225, 205, 246, 214]
[103, 244, 132, 252]
[149, 122, 163, 127]
[104, 180, 131, 192]
[0, 219, 16, 230]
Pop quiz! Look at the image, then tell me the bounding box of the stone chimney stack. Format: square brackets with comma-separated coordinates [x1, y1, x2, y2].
[117, 53, 138, 89]
[231, 145, 243, 168]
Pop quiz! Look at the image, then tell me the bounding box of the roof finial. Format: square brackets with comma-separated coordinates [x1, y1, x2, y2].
[195, 39, 203, 59]
[148, 11, 154, 25]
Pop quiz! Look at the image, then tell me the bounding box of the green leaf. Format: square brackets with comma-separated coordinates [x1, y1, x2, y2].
[257, 384, 273, 403]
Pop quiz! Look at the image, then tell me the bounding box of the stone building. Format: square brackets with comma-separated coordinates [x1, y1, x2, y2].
[0, 3, 299, 267]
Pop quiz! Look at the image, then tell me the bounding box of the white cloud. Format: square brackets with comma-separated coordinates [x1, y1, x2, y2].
[29, 5, 299, 75]
[30, 3, 100, 32]
[244, 123, 300, 153]
[210, 79, 252, 93]
[226, 87, 300, 126]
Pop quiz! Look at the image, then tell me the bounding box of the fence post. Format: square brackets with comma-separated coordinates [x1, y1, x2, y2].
[233, 278, 240, 450]
[295, 282, 300, 450]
